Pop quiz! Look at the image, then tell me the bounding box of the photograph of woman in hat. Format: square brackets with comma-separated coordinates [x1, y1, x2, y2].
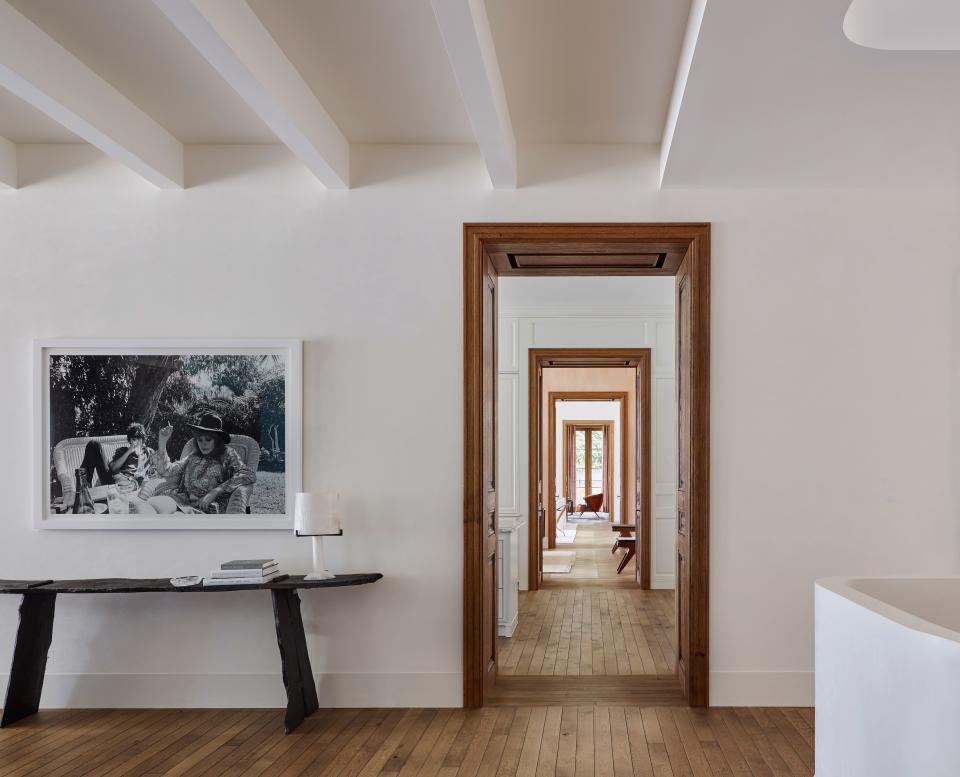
[41, 344, 295, 527]
[146, 413, 257, 514]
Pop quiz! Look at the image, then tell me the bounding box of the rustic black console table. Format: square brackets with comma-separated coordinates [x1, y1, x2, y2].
[0, 574, 382, 734]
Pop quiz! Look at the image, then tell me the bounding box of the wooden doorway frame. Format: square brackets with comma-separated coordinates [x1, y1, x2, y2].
[531, 350, 652, 590]
[561, 419, 616, 516]
[464, 222, 710, 708]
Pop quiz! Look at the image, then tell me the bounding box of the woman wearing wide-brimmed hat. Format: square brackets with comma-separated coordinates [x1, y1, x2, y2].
[146, 413, 256, 514]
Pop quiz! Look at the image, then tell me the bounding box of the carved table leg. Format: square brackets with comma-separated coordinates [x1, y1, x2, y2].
[271, 589, 319, 734]
[2, 592, 57, 727]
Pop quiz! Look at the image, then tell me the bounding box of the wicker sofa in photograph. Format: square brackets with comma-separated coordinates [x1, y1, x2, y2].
[52, 434, 260, 514]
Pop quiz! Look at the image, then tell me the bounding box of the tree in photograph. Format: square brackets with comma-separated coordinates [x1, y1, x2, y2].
[49, 355, 182, 444]
[259, 373, 285, 453]
[49, 355, 135, 442]
[125, 356, 181, 429]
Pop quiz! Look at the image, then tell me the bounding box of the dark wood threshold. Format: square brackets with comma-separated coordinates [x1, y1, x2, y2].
[488, 676, 684, 706]
[540, 579, 645, 590]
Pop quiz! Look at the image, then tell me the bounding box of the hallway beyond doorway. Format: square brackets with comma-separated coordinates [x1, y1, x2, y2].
[498, 523, 675, 677]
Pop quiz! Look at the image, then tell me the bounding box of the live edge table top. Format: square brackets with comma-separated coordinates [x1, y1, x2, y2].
[0, 574, 383, 595]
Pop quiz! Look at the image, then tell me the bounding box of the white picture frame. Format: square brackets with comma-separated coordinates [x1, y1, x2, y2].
[35, 339, 302, 530]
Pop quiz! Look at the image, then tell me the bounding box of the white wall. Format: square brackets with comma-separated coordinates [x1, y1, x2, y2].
[2, 143, 959, 708]
[497, 282, 678, 592]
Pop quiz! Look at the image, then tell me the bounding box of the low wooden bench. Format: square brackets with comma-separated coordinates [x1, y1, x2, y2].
[610, 522, 635, 552]
[0, 574, 382, 734]
[614, 535, 636, 574]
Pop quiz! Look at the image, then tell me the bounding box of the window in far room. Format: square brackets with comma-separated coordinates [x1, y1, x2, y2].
[566, 424, 609, 512]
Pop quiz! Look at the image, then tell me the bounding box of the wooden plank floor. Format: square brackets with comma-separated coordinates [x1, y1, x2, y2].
[499, 522, 675, 676]
[0, 706, 815, 776]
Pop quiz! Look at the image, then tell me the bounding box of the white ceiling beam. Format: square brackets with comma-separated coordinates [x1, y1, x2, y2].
[659, 0, 707, 188]
[0, 137, 15, 189]
[0, 0, 183, 189]
[431, 0, 517, 189]
[154, 0, 349, 189]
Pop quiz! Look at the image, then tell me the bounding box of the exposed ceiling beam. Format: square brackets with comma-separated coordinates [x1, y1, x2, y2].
[0, 0, 183, 189]
[659, 0, 707, 188]
[431, 0, 517, 189]
[0, 137, 15, 189]
[154, 0, 350, 189]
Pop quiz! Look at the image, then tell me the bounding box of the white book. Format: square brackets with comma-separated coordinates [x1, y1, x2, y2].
[210, 565, 278, 579]
[202, 573, 287, 586]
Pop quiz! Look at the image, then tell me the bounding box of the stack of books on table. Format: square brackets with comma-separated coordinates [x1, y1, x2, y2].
[202, 559, 287, 586]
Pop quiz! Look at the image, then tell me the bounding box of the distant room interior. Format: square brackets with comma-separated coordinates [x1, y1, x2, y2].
[494, 275, 677, 695]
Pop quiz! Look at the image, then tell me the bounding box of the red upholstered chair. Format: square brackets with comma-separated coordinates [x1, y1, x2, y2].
[582, 492, 604, 519]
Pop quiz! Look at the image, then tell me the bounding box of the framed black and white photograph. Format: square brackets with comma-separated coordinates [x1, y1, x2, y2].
[35, 339, 301, 530]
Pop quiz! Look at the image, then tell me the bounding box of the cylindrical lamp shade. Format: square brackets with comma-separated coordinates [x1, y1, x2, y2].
[294, 491, 342, 535]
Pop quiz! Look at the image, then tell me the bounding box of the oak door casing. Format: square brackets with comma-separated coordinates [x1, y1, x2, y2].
[636, 364, 652, 589]
[464, 230, 500, 708]
[676, 258, 692, 699]
[464, 223, 710, 709]
[674, 246, 709, 706]
[481, 255, 498, 697]
[535, 363, 544, 587]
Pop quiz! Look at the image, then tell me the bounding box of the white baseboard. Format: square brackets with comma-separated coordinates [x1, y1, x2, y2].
[652, 574, 675, 589]
[498, 611, 519, 637]
[710, 671, 814, 707]
[5, 672, 462, 709]
[9, 670, 812, 710]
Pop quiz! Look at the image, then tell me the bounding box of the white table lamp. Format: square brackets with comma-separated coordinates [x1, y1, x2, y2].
[294, 492, 342, 580]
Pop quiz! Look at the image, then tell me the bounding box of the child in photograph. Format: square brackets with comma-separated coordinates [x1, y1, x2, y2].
[79, 422, 156, 496]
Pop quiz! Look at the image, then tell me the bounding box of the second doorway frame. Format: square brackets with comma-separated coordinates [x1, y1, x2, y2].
[528, 348, 652, 590]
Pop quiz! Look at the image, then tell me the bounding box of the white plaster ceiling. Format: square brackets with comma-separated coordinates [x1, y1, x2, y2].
[0, 0, 691, 147]
[2, 0, 960, 188]
[247, 0, 475, 143]
[7, 0, 276, 143]
[0, 87, 79, 143]
[661, 0, 960, 186]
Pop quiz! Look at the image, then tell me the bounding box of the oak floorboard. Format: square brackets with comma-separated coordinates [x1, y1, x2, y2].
[293, 709, 387, 777]
[529, 706, 557, 777]
[189, 711, 280, 777]
[717, 708, 774, 777]
[492, 707, 530, 777]
[379, 708, 436, 774]
[0, 709, 108, 766]
[499, 523, 675, 680]
[0, 710, 128, 775]
[354, 709, 421, 777]
[0, 707, 814, 777]
[555, 706, 578, 777]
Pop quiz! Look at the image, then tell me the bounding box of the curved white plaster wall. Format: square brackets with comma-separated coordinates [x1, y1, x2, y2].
[816, 578, 960, 776]
[844, 0, 960, 50]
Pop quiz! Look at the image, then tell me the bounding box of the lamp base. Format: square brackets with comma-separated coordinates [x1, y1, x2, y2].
[304, 570, 336, 580]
